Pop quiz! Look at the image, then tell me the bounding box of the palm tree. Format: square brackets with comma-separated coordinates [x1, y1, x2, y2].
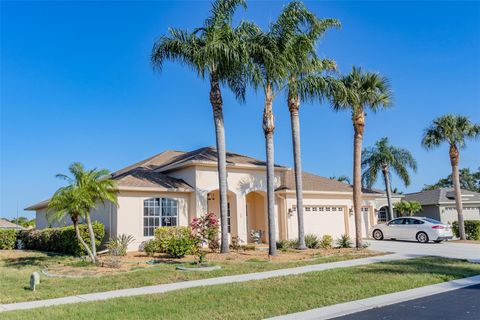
[422, 114, 480, 240]
[47, 181, 95, 262]
[151, 0, 248, 253]
[394, 201, 422, 217]
[331, 67, 393, 248]
[282, 3, 340, 249]
[330, 175, 351, 184]
[50, 163, 118, 263]
[362, 137, 417, 221]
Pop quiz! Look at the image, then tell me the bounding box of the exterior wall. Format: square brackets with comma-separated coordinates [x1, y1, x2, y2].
[414, 205, 441, 221]
[439, 205, 480, 224]
[284, 192, 376, 240]
[192, 166, 284, 243]
[116, 191, 190, 251]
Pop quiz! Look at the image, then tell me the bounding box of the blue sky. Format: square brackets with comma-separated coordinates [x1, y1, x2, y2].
[1, 1, 479, 220]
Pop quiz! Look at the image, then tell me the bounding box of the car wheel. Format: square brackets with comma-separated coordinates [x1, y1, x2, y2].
[416, 232, 429, 243]
[373, 229, 384, 240]
[434, 240, 443, 243]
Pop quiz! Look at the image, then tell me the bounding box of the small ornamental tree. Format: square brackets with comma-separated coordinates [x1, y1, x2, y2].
[190, 213, 220, 264]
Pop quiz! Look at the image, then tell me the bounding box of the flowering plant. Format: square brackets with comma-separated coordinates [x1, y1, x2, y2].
[190, 212, 219, 263]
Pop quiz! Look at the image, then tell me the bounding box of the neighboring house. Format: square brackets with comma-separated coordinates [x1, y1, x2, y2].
[26, 147, 386, 250]
[0, 219, 26, 230]
[371, 189, 404, 222]
[404, 188, 480, 224]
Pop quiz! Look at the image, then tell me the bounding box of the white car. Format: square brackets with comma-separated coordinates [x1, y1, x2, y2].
[370, 217, 453, 243]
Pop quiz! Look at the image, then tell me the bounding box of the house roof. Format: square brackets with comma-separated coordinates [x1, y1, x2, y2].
[155, 146, 286, 172]
[0, 219, 26, 230]
[404, 188, 480, 206]
[112, 168, 193, 191]
[278, 170, 382, 194]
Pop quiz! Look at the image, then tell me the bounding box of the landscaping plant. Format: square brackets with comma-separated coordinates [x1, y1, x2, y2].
[304, 234, 320, 249]
[143, 239, 160, 257]
[190, 212, 220, 264]
[0, 229, 17, 250]
[106, 234, 135, 256]
[17, 222, 104, 256]
[155, 227, 194, 258]
[319, 234, 333, 249]
[452, 220, 480, 240]
[336, 234, 353, 248]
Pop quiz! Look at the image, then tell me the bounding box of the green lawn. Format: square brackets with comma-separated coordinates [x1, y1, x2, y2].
[2, 257, 479, 320]
[0, 249, 379, 303]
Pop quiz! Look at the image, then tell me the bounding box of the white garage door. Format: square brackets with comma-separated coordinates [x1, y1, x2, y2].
[303, 206, 346, 239]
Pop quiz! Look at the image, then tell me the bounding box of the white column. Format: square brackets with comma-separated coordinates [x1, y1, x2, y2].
[236, 193, 248, 243]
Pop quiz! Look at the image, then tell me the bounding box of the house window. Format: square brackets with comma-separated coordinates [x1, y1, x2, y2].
[378, 207, 387, 223]
[319, 207, 324, 212]
[305, 207, 311, 212]
[325, 207, 331, 211]
[227, 202, 231, 233]
[312, 207, 318, 211]
[143, 198, 178, 236]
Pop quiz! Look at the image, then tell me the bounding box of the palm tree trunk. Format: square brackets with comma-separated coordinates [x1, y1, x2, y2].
[73, 217, 95, 263]
[210, 72, 229, 253]
[450, 144, 466, 240]
[263, 83, 277, 256]
[382, 166, 394, 220]
[352, 110, 365, 248]
[85, 212, 97, 259]
[288, 93, 306, 250]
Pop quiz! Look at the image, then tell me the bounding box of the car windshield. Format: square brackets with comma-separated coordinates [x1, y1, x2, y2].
[422, 218, 442, 224]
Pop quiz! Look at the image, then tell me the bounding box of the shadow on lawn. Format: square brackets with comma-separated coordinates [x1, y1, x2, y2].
[3, 253, 65, 268]
[359, 257, 480, 278]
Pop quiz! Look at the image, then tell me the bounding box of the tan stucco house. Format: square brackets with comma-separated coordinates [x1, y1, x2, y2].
[26, 147, 391, 250]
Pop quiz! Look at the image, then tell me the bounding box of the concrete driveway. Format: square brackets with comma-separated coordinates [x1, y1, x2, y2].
[367, 240, 480, 261]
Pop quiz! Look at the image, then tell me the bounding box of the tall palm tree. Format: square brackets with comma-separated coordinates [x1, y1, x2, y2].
[151, 0, 248, 253]
[331, 67, 393, 248]
[362, 137, 417, 221]
[282, 3, 340, 249]
[50, 163, 118, 263]
[422, 114, 480, 240]
[48, 183, 95, 262]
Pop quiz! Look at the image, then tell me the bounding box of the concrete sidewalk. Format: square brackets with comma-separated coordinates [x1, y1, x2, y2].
[267, 274, 480, 320]
[0, 253, 411, 312]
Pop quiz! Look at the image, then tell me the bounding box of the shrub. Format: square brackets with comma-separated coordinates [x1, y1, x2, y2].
[190, 212, 220, 263]
[319, 234, 333, 249]
[452, 220, 480, 240]
[106, 234, 135, 256]
[304, 234, 320, 249]
[0, 229, 17, 250]
[276, 239, 291, 250]
[155, 226, 194, 258]
[230, 236, 242, 252]
[336, 234, 353, 248]
[143, 239, 160, 257]
[17, 222, 105, 256]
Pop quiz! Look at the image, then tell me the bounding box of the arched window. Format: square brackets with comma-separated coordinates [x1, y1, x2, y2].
[378, 207, 388, 223]
[143, 198, 178, 236]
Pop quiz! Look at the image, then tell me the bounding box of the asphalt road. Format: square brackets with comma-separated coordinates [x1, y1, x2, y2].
[333, 284, 480, 320]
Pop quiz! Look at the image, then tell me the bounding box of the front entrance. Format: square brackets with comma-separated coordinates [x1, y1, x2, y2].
[245, 191, 267, 243]
[207, 190, 237, 238]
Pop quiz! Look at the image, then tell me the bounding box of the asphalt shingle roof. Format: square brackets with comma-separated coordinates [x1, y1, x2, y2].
[404, 188, 480, 205]
[0, 219, 25, 230]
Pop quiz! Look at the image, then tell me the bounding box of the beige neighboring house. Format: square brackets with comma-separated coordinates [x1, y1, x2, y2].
[26, 147, 389, 251]
[0, 219, 26, 230]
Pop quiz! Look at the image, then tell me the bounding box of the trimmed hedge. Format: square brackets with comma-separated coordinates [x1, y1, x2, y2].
[17, 222, 105, 256]
[0, 229, 17, 250]
[452, 220, 480, 240]
[154, 226, 194, 258]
